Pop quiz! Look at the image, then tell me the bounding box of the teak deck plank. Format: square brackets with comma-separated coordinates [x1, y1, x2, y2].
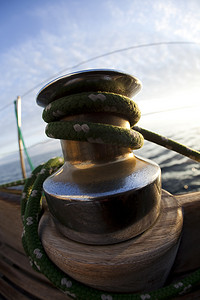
[0, 257, 68, 300]
[0, 243, 50, 284]
[0, 277, 30, 300]
[0, 191, 23, 253]
[174, 192, 200, 273]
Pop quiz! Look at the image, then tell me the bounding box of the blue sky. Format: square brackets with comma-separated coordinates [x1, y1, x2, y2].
[0, 0, 200, 162]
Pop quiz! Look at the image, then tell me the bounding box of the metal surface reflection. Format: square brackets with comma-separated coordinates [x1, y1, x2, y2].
[36, 69, 142, 107]
[40, 69, 162, 245]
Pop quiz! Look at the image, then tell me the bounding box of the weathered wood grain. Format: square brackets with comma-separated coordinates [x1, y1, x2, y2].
[0, 256, 69, 300]
[0, 191, 23, 253]
[0, 243, 49, 283]
[39, 190, 183, 293]
[173, 192, 200, 274]
[0, 277, 30, 300]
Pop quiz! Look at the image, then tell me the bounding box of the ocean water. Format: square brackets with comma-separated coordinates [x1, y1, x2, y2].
[0, 129, 199, 195]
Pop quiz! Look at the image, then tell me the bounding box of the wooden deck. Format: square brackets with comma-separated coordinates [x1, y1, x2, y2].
[0, 191, 69, 300]
[0, 189, 200, 299]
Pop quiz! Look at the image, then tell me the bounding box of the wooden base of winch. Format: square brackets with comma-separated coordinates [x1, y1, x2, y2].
[0, 189, 200, 299]
[39, 190, 183, 293]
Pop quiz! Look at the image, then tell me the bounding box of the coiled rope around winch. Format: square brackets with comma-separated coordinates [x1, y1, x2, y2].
[43, 91, 200, 162]
[1, 90, 200, 299]
[43, 91, 144, 150]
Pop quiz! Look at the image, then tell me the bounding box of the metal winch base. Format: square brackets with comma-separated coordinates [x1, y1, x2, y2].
[44, 154, 161, 245]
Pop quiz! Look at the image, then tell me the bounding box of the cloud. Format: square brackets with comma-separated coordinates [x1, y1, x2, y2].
[0, 0, 200, 157]
[153, 1, 200, 42]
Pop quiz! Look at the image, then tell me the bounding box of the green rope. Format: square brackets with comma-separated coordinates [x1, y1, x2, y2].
[43, 91, 200, 162]
[133, 126, 200, 162]
[44, 91, 144, 149]
[42, 91, 141, 126]
[20, 157, 200, 300]
[0, 178, 26, 189]
[46, 121, 144, 149]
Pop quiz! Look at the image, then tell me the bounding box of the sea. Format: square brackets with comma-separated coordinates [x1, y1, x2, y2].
[0, 129, 199, 195]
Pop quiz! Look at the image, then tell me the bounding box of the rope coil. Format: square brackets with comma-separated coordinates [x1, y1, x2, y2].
[43, 91, 144, 150]
[42, 91, 200, 162]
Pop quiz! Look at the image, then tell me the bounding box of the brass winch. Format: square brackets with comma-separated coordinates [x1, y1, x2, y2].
[37, 69, 161, 245]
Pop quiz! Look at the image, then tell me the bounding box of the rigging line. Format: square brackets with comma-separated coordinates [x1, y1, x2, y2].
[21, 41, 199, 98]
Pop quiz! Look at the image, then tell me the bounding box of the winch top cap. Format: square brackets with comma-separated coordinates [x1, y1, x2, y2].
[36, 69, 142, 107]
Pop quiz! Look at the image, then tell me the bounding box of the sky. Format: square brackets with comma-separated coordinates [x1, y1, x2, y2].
[0, 0, 200, 163]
